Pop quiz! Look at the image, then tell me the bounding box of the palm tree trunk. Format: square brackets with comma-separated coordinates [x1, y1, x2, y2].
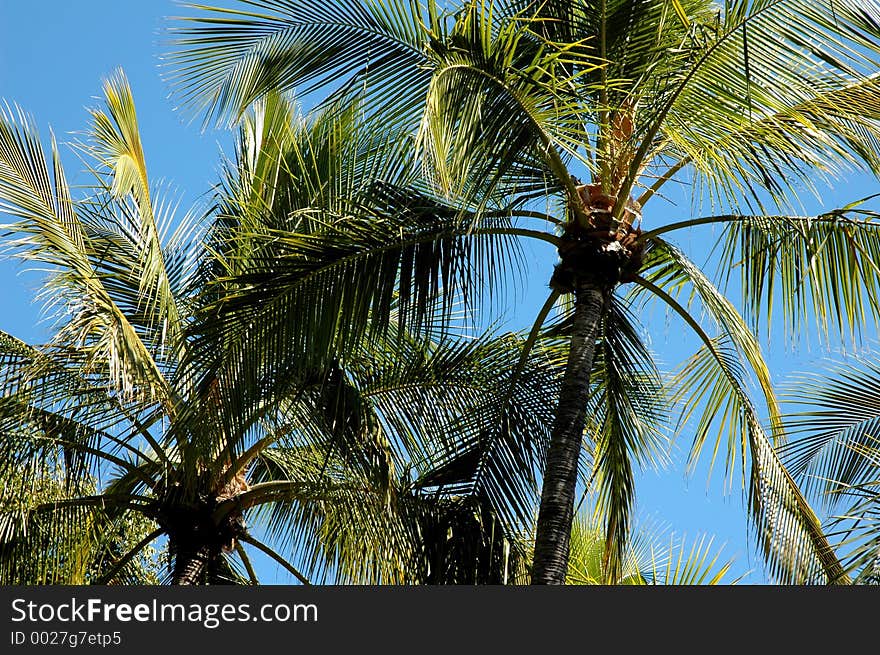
[531, 278, 608, 584]
[172, 541, 214, 585]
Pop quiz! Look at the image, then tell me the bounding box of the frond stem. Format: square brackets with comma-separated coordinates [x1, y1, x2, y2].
[238, 533, 310, 585]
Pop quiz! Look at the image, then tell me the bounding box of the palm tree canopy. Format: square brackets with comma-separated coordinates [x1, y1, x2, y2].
[0, 71, 581, 584]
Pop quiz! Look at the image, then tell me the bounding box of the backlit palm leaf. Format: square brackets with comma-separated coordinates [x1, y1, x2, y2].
[166, 0, 432, 127]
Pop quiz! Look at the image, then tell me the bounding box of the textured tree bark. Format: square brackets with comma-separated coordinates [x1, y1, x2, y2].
[172, 541, 216, 585]
[531, 278, 608, 585]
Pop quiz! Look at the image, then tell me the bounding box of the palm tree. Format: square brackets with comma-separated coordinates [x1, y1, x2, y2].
[780, 352, 880, 583]
[0, 71, 574, 584]
[166, 0, 880, 583]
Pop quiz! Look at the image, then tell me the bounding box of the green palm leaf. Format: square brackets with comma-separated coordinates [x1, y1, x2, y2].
[166, 0, 432, 126]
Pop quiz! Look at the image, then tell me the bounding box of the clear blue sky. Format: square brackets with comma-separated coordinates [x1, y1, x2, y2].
[2, 0, 877, 584]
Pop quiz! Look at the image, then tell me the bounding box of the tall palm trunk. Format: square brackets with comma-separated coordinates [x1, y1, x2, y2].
[531, 278, 609, 584]
[169, 526, 229, 585]
[171, 540, 218, 585]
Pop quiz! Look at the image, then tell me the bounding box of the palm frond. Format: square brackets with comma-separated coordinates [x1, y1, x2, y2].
[634, 274, 845, 584]
[186, 95, 523, 422]
[376, 331, 564, 534]
[646, 0, 880, 210]
[645, 532, 735, 585]
[0, 100, 173, 405]
[585, 297, 669, 582]
[640, 237, 781, 441]
[525, 506, 735, 585]
[781, 351, 880, 505]
[166, 0, 432, 127]
[716, 209, 880, 342]
[416, 0, 601, 208]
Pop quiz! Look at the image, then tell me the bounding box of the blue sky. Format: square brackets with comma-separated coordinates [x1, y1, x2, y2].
[2, 1, 878, 584]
